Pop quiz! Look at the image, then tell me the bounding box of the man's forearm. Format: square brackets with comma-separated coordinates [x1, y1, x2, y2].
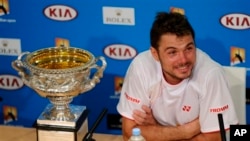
[138, 124, 200, 141]
[130, 106, 201, 141]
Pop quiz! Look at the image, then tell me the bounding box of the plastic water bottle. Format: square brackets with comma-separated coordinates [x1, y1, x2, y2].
[128, 128, 146, 141]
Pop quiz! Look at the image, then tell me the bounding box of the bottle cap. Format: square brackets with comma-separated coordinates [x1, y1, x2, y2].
[132, 128, 141, 136]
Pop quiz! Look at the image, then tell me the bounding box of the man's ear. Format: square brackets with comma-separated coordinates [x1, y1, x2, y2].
[150, 47, 160, 61]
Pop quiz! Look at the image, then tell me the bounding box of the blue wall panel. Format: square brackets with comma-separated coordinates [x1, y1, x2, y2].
[0, 0, 249, 134]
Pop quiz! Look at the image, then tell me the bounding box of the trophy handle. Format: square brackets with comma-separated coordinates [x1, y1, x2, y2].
[12, 52, 31, 87]
[80, 56, 107, 93]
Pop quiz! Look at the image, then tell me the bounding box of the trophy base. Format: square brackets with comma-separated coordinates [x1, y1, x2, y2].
[36, 104, 88, 141]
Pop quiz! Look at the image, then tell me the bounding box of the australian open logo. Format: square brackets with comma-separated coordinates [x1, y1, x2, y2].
[0, 0, 16, 23]
[0, 0, 9, 16]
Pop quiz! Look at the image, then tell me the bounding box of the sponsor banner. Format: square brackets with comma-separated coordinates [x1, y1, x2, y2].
[0, 38, 21, 56]
[104, 44, 137, 60]
[0, 74, 24, 90]
[220, 13, 250, 30]
[102, 6, 135, 25]
[43, 4, 77, 21]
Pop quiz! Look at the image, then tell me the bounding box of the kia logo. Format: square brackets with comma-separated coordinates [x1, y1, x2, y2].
[104, 44, 137, 60]
[43, 5, 77, 21]
[220, 13, 250, 30]
[0, 74, 24, 90]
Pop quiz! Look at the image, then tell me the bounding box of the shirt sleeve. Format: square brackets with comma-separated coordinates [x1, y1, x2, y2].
[116, 59, 151, 120]
[199, 67, 238, 133]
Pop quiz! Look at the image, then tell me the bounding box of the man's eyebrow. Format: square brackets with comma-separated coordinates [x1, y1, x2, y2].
[186, 42, 195, 47]
[163, 42, 195, 52]
[164, 46, 176, 52]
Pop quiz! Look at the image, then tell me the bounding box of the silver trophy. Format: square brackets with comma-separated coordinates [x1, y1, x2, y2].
[12, 46, 107, 141]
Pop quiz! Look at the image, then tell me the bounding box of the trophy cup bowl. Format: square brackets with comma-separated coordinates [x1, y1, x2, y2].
[12, 47, 107, 122]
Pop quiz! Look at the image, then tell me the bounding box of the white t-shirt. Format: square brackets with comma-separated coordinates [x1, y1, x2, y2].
[117, 48, 238, 133]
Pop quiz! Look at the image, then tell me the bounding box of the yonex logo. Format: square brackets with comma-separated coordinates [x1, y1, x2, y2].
[182, 105, 191, 112]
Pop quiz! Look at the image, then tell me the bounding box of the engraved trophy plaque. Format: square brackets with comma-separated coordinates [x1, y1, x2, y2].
[12, 46, 107, 141]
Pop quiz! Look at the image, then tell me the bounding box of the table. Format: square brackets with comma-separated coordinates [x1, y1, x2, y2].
[0, 125, 123, 141]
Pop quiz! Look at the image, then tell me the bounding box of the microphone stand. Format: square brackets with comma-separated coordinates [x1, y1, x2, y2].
[218, 113, 227, 141]
[82, 108, 108, 141]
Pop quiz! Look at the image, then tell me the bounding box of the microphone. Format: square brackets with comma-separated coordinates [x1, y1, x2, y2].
[218, 113, 227, 141]
[82, 108, 108, 141]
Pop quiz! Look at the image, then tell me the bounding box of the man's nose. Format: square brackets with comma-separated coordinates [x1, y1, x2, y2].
[178, 52, 188, 63]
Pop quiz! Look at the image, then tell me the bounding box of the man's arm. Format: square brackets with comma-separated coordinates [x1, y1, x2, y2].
[122, 116, 200, 141]
[124, 105, 223, 141]
[189, 131, 222, 141]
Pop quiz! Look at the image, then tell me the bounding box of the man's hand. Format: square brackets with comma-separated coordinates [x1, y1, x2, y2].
[180, 118, 201, 139]
[132, 105, 158, 125]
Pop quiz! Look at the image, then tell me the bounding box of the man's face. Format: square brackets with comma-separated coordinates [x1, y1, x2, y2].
[150, 34, 196, 85]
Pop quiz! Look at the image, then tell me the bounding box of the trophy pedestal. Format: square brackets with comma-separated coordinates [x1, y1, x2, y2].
[36, 104, 88, 141]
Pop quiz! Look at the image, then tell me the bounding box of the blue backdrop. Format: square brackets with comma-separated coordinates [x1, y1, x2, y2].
[0, 0, 249, 134]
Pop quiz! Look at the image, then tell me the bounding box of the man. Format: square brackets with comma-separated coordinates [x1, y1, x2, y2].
[117, 12, 238, 141]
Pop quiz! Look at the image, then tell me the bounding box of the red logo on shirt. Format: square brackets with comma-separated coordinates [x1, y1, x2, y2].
[209, 105, 229, 113]
[182, 105, 191, 112]
[125, 92, 140, 104]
